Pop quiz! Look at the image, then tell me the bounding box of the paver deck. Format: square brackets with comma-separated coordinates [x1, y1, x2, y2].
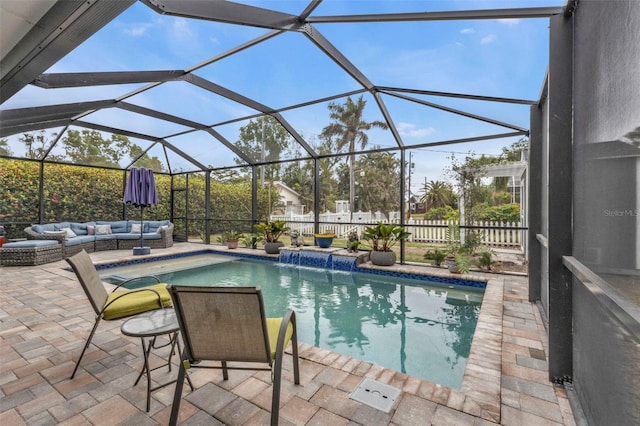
[0, 243, 576, 425]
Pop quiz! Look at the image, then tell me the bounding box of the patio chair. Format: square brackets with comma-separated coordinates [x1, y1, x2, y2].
[66, 249, 172, 379]
[168, 285, 300, 426]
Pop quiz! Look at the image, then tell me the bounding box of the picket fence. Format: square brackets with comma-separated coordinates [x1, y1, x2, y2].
[270, 214, 524, 248]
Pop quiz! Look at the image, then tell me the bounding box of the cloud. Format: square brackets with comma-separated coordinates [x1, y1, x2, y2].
[460, 28, 475, 35]
[172, 18, 194, 39]
[481, 35, 497, 44]
[397, 122, 435, 138]
[497, 18, 521, 27]
[124, 23, 152, 37]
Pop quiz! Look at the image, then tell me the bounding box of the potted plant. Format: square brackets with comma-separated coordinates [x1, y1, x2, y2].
[363, 222, 410, 266]
[255, 220, 289, 254]
[476, 249, 498, 271]
[221, 231, 244, 249]
[424, 249, 447, 267]
[444, 224, 481, 274]
[314, 230, 335, 248]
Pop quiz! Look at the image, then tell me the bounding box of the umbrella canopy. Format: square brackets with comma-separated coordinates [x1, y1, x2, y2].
[124, 167, 158, 207]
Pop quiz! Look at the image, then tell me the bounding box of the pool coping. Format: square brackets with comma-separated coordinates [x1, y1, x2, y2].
[91, 246, 503, 422]
[91, 246, 488, 289]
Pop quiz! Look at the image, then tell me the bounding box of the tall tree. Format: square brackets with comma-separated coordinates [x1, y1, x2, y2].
[320, 96, 388, 213]
[352, 151, 400, 217]
[19, 130, 57, 160]
[234, 115, 292, 184]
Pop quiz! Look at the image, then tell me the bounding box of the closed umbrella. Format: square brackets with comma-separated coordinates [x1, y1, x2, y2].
[124, 167, 159, 255]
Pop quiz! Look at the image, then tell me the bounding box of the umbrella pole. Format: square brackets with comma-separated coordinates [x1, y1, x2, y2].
[140, 206, 144, 248]
[133, 205, 150, 255]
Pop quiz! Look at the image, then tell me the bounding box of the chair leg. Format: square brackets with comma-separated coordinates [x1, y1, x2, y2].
[70, 317, 102, 379]
[291, 329, 300, 385]
[221, 361, 229, 380]
[271, 357, 283, 426]
[169, 356, 188, 426]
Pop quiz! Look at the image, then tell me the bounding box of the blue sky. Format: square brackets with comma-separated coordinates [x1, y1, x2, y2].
[4, 0, 565, 193]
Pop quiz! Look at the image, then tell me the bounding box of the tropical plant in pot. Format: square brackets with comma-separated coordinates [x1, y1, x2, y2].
[255, 220, 289, 254]
[445, 224, 480, 274]
[363, 222, 411, 266]
[219, 230, 244, 249]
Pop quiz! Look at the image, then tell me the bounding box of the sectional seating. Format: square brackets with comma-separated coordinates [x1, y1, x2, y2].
[23, 220, 173, 258]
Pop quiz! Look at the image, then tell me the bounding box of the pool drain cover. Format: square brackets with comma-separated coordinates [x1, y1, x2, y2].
[350, 378, 401, 413]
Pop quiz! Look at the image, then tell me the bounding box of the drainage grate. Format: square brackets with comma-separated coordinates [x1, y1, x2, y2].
[349, 378, 401, 413]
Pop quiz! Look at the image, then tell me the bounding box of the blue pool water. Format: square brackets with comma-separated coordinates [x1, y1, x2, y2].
[104, 254, 484, 389]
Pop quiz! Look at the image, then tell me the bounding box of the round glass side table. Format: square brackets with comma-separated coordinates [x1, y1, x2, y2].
[121, 308, 194, 412]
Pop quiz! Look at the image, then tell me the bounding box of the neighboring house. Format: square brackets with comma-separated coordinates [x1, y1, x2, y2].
[408, 195, 426, 214]
[271, 181, 305, 216]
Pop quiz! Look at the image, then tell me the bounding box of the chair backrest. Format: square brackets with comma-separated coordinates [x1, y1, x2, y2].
[66, 249, 109, 315]
[169, 285, 272, 364]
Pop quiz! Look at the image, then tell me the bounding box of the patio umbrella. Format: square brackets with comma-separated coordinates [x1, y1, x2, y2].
[124, 167, 158, 255]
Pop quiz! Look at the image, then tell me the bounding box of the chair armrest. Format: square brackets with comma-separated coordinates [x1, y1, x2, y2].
[111, 275, 161, 291]
[24, 226, 66, 243]
[275, 310, 297, 360]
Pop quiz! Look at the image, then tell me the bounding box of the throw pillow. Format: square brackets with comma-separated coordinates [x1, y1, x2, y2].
[60, 227, 77, 238]
[130, 223, 142, 234]
[156, 225, 169, 234]
[87, 225, 95, 235]
[94, 224, 112, 235]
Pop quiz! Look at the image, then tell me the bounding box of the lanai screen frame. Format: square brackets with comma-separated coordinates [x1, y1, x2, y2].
[0, 0, 567, 258]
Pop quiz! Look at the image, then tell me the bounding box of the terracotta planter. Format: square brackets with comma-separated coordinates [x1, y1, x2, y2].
[226, 239, 238, 249]
[370, 250, 396, 266]
[264, 241, 284, 254]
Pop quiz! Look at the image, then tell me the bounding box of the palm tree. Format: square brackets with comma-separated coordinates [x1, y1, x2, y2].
[420, 180, 454, 209]
[320, 96, 388, 213]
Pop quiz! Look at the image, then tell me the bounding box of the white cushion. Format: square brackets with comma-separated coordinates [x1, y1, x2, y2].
[60, 227, 77, 238]
[130, 223, 142, 234]
[156, 225, 169, 234]
[94, 224, 112, 235]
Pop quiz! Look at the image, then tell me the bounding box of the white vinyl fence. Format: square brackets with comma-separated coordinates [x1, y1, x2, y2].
[270, 213, 524, 249]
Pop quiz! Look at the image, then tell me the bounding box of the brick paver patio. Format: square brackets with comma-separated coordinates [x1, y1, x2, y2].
[0, 244, 576, 425]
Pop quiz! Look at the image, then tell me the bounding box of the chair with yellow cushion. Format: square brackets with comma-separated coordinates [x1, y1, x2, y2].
[66, 249, 172, 379]
[167, 285, 300, 426]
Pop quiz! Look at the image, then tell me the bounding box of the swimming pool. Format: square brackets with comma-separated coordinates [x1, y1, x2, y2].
[102, 254, 485, 389]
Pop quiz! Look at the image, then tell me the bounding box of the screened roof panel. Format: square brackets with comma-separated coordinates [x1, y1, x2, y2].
[195, 31, 361, 109]
[315, 17, 551, 100]
[1, 0, 566, 171]
[161, 136, 207, 173]
[213, 116, 303, 164]
[381, 93, 523, 145]
[130, 142, 168, 173]
[164, 130, 242, 170]
[45, 125, 156, 168]
[80, 108, 192, 139]
[126, 80, 261, 127]
[49, 1, 270, 72]
[1, 84, 148, 110]
[3, 128, 64, 161]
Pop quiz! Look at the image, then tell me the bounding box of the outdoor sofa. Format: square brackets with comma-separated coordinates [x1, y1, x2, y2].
[23, 220, 174, 257]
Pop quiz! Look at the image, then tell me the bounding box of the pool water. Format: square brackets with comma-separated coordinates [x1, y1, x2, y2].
[104, 256, 484, 389]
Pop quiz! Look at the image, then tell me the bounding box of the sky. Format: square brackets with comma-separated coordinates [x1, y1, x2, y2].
[2, 0, 565, 196]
